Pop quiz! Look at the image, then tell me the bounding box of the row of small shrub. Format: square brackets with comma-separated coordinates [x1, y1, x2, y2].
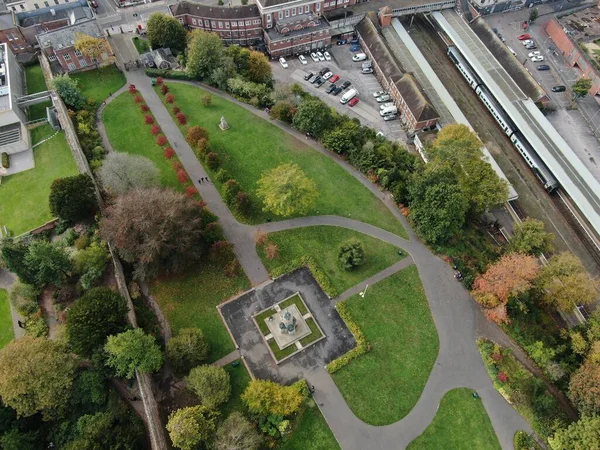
[270, 255, 338, 298]
[1, 152, 9, 168]
[145, 68, 194, 81]
[326, 302, 371, 373]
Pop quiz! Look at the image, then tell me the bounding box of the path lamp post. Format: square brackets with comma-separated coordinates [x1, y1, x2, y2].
[359, 284, 369, 298]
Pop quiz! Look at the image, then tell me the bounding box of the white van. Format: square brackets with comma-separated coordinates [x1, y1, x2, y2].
[379, 105, 398, 116]
[352, 53, 367, 62]
[340, 88, 358, 104]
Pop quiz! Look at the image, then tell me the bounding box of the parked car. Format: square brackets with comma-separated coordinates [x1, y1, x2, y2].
[373, 90, 386, 97]
[316, 51, 325, 61]
[350, 38, 359, 45]
[348, 97, 360, 107]
[279, 57, 288, 69]
[492, 27, 498, 34]
[336, 39, 348, 45]
[352, 53, 367, 62]
[322, 71, 333, 80]
[379, 102, 394, 109]
[326, 83, 337, 94]
[525, 44, 537, 50]
[341, 81, 351, 89]
[311, 75, 321, 84]
[316, 78, 326, 87]
[310, 52, 319, 62]
[383, 114, 398, 121]
[362, 61, 372, 68]
[528, 51, 541, 57]
[318, 67, 330, 76]
[537, 64, 550, 71]
[376, 94, 391, 103]
[551, 85, 566, 92]
[518, 33, 531, 40]
[362, 67, 374, 74]
[324, 51, 332, 61]
[298, 55, 307, 65]
[521, 39, 533, 46]
[332, 87, 343, 96]
[329, 74, 340, 83]
[304, 72, 314, 81]
[531, 56, 544, 62]
[350, 44, 360, 52]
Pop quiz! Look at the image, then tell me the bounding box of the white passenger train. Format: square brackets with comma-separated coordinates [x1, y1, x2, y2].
[447, 46, 558, 192]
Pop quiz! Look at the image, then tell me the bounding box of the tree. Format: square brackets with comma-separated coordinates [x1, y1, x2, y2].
[66, 287, 128, 357]
[0, 336, 76, 419]
[256, 163, 318, 217]
[269, 101, 296, 124]
[186, 30, 223, 80]
[0, 429, 38, 450]
[166, 328, 209, 375]
[49, 174, 98, 223]
[215, 412, 262, 450]
[146, 13, 187, 51]
[247, 51, 272, 84]
[549, 416, 600, 450]
[322, 122, 360, 155]
[104, 328, 163, 379]
[166, 405, 218, 450]
[72, 240, 109, 284]
[0, 238, 37, 285]
[74, 32, 112, 68]
[569, 357, 600, 415]
[510, 218, 554, 256]
[186, 365, 231, 409]
[241, 379, 303, 416]
[100, 188, 220, 279]
[226, 45, 250, 73]
[537, 252, 597, 311]
[186, 126, 209, 146]
[338, 239, 365, 270]
[210, 56, 237, 90]
[98, 153, 160, 195]
[292, 99, 334, 138]
[8, 281, 39, 316]
[25, 240, 72, 288]
[431, 123, 482, 158]
[572, 77, 592, 98]
[529, 8, 539, 23]
[408, 168, 468, 244]
[51, 74, 86, 110]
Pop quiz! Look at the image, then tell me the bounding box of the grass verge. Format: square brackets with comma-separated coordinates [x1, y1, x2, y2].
[331, 265, 439, 425]
[71, 64, 126, 103]
[279, 402, 341, 450]
[24, 64, 52, 121]
[0, 126, 78, 235]
[0, 289, 14, 349]
[407, 388, 501, 450]
[155, 83, 406, 237]
[220, 360, 251, 419]
[268, 338, 298, 360]
[279, 294, 308, 315]
[132, 37, 150, 54]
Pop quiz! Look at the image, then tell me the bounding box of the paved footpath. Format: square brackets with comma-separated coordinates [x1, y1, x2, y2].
[102, 61, 530, 449]
[0, 268, 24, 340]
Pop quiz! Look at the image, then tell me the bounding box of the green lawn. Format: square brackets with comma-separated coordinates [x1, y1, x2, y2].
[132, 37, 150, 54]
[102, 92, 181, 190]
[24, 64, 51, 121]
[407, 388, 501, 450]
[71, 64, 126, 103]
[332, 265, 439, 425]
[0, 289, 14, 349]
[0, 126, 78, 235]
[156, 83, 406, 237]
[150, 261, 250, 362]
[219, 360, 251, 419]
[259, 226, 403, 294]
[279, 403, 341, 450]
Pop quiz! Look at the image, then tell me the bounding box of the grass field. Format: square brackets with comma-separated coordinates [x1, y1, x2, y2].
[219, 360, 251, 419]
[71, 64, 126, 103]
[407, 389, 501, 450]
[156, 83, 406, 237]
[0, 126, 78, 235]
[150, 261, 250, 362]
[279, 403, 341, 450]
[102, 92, 182, 190]
[0, 289, 14, 349]
[258, 226, 403, 294]
[24, 64, 52, 121]
[132, 37, 150, 54]
[332, 265, 439, 425]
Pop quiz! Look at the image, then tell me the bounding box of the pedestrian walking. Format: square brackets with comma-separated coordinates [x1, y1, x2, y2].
[198, 179, 202, 184]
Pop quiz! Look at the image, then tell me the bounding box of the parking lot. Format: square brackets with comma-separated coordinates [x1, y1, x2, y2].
[271, 46, 407, 143]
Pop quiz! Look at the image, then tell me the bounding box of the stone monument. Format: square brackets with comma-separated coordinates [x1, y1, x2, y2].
[219, 116, 230, 130]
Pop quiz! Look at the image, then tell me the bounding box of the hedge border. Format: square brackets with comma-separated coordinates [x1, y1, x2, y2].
[145, 68, 193, 81]
[270, 256, 338, 298]
[325, 301, 371, 373]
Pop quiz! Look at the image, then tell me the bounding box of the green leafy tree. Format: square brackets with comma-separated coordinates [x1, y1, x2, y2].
[9, 281, 39, 316]
[104, 328, 163, 379]
[215, 412, 262, 450]
[529, 8, 539, 23]
[247, 51, 272, 84]
[226, 45, 250, 73]
[98, 153, 160, 196]
[210, 56, 237, 91]
[0, 428, 38, 450]
[569, 357, 600, 416]
[51, 74, 85, 110]
[510, 218, 554, 256]
[166, 328, 209, 376]
[66, 287, 128, 357]
[146, 13, 187, 51]
[166, 405, 218, 450]
[572, 77, 592, 98]
[292, 99, 334, 138]
[25, 240, 72, 288]
[256, 163, 318, 217]
[408, 168, 468, 244]
[338, 239, 365, 270]
[49, 174, 98, 223]
[0, 336, 76, 419]
[186, 30, 223, 80]
[269, 101, 296, 124]
[241, 379, 303, 416]
[549, 415, 600, 450]
[0, 238, 37, 286]
[322, 122, 360, 155]
[186, 365, 231, 409]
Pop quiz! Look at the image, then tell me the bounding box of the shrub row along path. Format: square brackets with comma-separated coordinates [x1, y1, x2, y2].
[111, 67, 529, 449]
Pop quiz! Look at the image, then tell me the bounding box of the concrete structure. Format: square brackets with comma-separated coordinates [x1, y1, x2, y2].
[3, 0, 74, 13]
[545, 6, 600, 96]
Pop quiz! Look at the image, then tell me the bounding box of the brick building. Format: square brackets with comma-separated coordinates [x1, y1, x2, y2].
[0, 10, 32, 54]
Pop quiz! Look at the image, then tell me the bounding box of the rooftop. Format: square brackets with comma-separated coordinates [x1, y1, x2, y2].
[325, 0, 454, 21]
[169, 1, 260, 19]
[17, 0, 91, 28]
[266, 15, 330, 40]
[556, 5, 600, 43]
[0, 11, 15, 31]
[36, 18, 102, 50]
[0, 44, 11, 112]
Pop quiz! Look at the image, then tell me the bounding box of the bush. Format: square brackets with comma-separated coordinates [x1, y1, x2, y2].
[173, 106, 181, 114]
[141, 104, 149, 112]
[24, 316, 49, 338]
[9, 282, 39, 317]
[326, 302, 371, 373]
[201, 93, 212, 106]
[197, 138, 210, 156]
[165, 93, 175, 104]
[177, 169, 189, 184]
[186, 365, 231, 409]
[74, 234, 91, 250]
[134, 95, 143, 104]
[185, 186, 197, 197]
[264, 241, 278, 259]
[160, 84, 169, 95]
[205, 152, 220, 171]
[156, 135, 167, 146]
[144, 115, 154, 125]
[186, 126, 209, 146]
[166, 328, 209, 376]
[145, 68, 193, 81]
[151, 124, 160, 135]
[176, 113, 187, 125]
[235, 191, 252, 215]
[164, 147, 175, 159]
[214, 168, 230, 183]
[156, 76, 164, 85]
[337, 239, 365, 271]
[1, 152, 9, 169]
[222, 179, 241, 205]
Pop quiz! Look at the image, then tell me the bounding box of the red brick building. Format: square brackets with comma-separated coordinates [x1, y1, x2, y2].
[0, 11, 33, 54]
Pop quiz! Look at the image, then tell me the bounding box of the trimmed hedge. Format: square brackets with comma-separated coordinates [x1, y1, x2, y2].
[145, 68, 193, 81]
[1, 152, 9, 169]
[270, 256, 337, 298]
[325, 301, 371, 374]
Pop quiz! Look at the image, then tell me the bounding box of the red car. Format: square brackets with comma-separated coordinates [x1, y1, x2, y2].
[348, 97, 360, 107]
[329, 74, 340, 83]
[518, 33, 531, 40]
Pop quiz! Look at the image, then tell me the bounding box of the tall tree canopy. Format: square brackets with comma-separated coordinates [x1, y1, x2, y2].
[549, 415, 600, 450]
[241, 380, 303, 416]
[49, 174, 98, 224]
[74, 33, 112, 67]
[568, 357, 600, 416]
[0, 336, 76, 419]
[292, 99, 334, 138]
[215, 412, 262, 450]
[24, 240, 72, 288]
[98, 153, 160, 196]
[104, 328, 163, 379]
[166, 328, 209, 376]
[509, 218, 554, 256]
[256, 163, 318, 217]
[0, 238, 37, 286]
[186, 30, 223, 80]
[51, 74, 85, 110]
[246, 51, 272, 84]
[186, 365, 231, 409]
[100, 188, 220, 279]
[572, 78, 592, 98]
[166, 405, 218, 450]
[146, 13, 187, 51]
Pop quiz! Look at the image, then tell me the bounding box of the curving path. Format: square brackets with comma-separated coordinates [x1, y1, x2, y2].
[100, 63, 530, 449]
